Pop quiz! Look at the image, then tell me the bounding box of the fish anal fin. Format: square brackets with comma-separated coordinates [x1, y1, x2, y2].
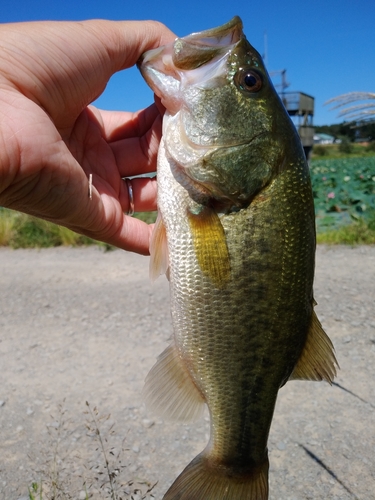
[187, 206, 231, 288]
[142, 343, 205, 423]
[163, 452, 269, 500]
[149, 212, 169, 281]
[289, 309, 339, 384]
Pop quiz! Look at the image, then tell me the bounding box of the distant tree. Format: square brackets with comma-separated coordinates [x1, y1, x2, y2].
[338, 137, 352, 153]
[315, 96, 375, 142]
[327, 92, 375, 123]
[360, 122, 375, 141]
[337, 122, 356, 141]
[314, 123, 356, 142]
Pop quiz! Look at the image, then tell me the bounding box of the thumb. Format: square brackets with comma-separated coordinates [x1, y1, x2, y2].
[0, 20, 176, 129]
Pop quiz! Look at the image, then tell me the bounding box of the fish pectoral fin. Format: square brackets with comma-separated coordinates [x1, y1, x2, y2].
[142, 343, 205, 423]
[289, 309, 339, 384]
[163, 452, 269, 500]
[187, 206, 231, 288]
[149, 212, 169, 282]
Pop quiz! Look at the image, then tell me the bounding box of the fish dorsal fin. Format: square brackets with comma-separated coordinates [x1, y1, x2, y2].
[143, 343, 206, 423]
[149, 212, 169, 281]
[289, 309, 339, 384]
[187, 206, 231, 288]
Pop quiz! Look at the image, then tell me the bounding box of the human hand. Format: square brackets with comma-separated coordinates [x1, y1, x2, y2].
[0, 20, 175, 254]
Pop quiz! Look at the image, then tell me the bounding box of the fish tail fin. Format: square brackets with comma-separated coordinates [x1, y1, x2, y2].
[163, 453, 269, 500]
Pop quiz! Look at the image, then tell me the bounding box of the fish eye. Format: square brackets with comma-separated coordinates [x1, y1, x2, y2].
[234, 68, 263, 93]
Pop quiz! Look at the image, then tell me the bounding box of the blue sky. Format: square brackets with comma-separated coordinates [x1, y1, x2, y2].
[1, 0, 374, 125]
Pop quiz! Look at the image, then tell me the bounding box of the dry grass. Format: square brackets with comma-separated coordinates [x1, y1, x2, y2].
[28, 402, 156, 500]
[327, 91, 375, 122]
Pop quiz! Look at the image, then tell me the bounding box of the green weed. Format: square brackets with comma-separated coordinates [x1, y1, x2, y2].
[28, 481, 43, 500]
[338, 138, 353, 154]
[10, 215, 95, 249]
[313, 145, 328, 157]
[134, 212, 157, 224]
[0, 209, 156, 249]
[0, 209, 96, 248]
[0, 208, 16, 245]
[317, 219, 375, 245]
[311, 142, 375, 159]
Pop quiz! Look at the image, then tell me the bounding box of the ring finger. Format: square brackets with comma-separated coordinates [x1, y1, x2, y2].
[120, 176, 157, 215]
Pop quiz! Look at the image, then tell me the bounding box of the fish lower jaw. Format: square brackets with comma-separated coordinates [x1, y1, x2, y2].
[169, 161, 248, 211]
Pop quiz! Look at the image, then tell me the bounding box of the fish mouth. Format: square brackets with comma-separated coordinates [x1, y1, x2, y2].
[170, 16, 243, 70]
[138, 16, 244, 114]
[138, 17, 272, 208]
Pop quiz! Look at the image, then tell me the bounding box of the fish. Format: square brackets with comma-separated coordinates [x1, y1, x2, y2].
[138, 16, 338, 500]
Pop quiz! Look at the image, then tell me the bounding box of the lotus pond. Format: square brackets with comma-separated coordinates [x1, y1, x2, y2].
[311, 156, 375, 233]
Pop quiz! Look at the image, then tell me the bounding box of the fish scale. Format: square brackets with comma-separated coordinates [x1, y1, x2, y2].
[139, 16, 338, 500]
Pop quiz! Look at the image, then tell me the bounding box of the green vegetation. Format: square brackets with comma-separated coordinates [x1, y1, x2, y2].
[367, 141, 375, 153]
[312, 145, 328, 157]
[1, 155, 374, 247]
[132, 211, 158, 224]
[311, 155, 375, 244]
[0, 209, 157, 249]
[316, 218, 375, 245]
[312, 142, 375, 159]
[0, 210, 94, 248]
[314, 120, 375, 143]
[338, 138, 353, 154]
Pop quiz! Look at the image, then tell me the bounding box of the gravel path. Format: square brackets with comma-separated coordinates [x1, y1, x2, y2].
[0, 245, 374, 500]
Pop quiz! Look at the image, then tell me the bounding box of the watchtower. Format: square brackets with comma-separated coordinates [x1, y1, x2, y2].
[270, 69, 315, 159]
[282, 91, 315, 159]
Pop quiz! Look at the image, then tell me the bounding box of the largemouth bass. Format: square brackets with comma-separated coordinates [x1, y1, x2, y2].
[138, 16, 338, 500]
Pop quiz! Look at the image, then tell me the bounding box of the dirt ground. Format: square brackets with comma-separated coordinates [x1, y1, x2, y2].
[0, 245, 374, 500]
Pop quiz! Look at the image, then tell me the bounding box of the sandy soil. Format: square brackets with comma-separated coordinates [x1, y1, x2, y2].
[0, 245, 374, 500]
